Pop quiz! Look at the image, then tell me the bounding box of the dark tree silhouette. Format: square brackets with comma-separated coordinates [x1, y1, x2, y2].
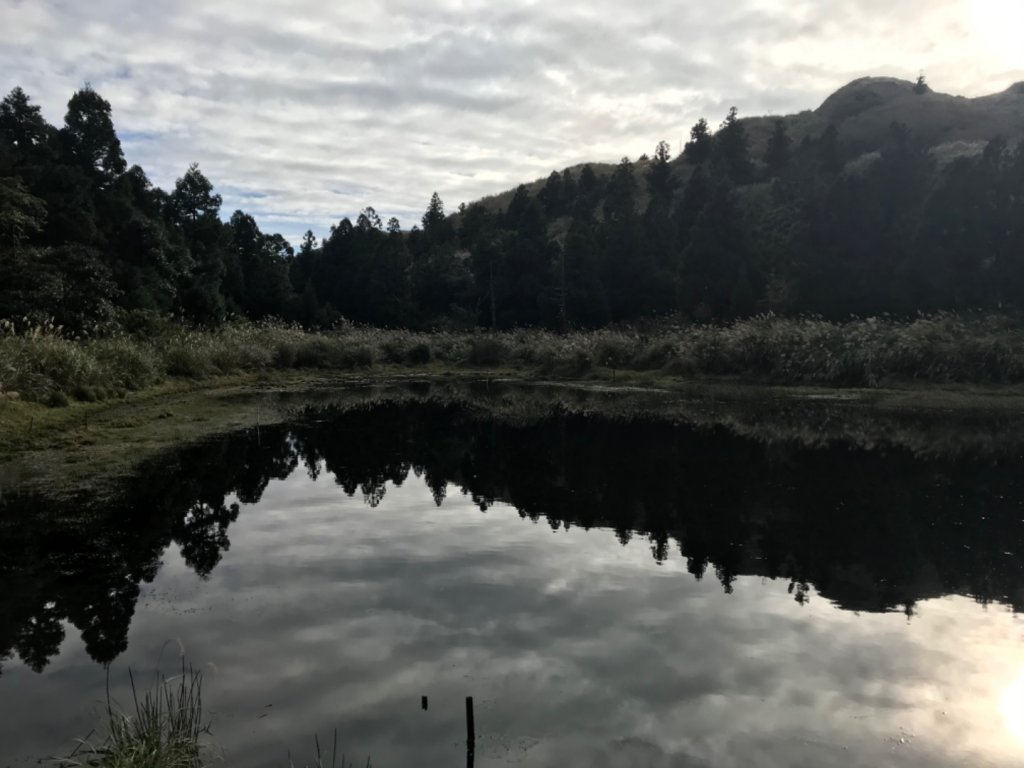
[683, 118, 713, 165]
[2, 83, 1024, 332]
[763, 119, 792, 176]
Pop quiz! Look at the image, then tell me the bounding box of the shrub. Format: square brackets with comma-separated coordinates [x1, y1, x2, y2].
[162, 336, 216, 378]
[594, 334, 635, 371]
[294, 338, 336, 368]
[46, 390, 70, 408]
[272, 341, 299, 369]
[339, 345, 374, 369]
[406, 342, 432, 365]
[467, 337, 508, 367]
[91, 338, 163, 390]
[631, 338, 677, 370]
[72, 384, 99, 402]
[379, 338, 407, 365]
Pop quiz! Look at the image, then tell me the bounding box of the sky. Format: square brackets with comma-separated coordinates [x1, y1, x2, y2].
[1, 0, 1023, 244]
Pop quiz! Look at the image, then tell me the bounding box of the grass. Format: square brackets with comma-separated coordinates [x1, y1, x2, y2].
[8, 371, 1024, 506]
[288, 732, 371, 768]
[55, 664, 208, 768]
[4, 312, 1024, 411]
[48, 663, 368, 768]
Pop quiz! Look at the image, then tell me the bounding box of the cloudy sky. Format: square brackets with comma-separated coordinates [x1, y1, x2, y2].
[2, 0, 1023, 243]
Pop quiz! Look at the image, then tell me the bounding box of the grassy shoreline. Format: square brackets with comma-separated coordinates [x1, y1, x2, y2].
[5, 366, 1024, 501]
[7, 312, 1024, 496]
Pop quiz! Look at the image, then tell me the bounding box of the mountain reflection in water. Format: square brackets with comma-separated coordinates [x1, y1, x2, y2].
[2, 389, 1024, 767]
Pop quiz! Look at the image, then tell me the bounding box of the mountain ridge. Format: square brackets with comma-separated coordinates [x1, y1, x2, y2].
[776, 75, 1024, 150]
[474, 76, 1024, 213]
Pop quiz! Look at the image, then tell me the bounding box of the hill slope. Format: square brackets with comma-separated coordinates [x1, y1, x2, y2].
[746, 76, 1024, 154]
[479, 76, 1024, 212]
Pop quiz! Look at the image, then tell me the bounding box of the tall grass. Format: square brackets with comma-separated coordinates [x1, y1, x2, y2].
[56, 665, 208, 768]
[4, 313, 1024, 406]
[49, 662, 369, 768]
[287, 731, 371, 768]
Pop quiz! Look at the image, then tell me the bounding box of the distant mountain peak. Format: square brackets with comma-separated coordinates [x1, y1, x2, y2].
[776, 75, 1024, 154]
[817, 77, 919, 121]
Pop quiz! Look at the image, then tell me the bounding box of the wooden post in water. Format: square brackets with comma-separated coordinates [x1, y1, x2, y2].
[465, 696, 475, 768]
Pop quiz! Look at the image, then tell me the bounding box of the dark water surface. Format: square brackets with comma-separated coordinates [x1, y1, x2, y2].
[4, 388, 1024, 766]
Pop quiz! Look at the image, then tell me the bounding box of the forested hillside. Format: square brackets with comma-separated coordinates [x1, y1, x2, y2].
[2, 78, 1024, 334]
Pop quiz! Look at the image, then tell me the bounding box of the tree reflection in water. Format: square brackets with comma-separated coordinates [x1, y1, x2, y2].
[2, 392, 1023, 676]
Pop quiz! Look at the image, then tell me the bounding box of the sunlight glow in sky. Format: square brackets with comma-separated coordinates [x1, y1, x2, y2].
[1002, 666, 1024, 744]
[970, 0, 1024, 69]
[1, 0, 1022, 243]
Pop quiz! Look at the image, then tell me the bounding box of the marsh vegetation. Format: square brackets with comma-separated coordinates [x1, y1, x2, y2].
[4, 313, 1024, 411]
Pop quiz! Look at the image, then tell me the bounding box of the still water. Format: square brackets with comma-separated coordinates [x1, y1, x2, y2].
[3, 389, 1024, 766]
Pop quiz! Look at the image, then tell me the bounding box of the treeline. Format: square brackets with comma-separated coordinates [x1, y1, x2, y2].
[3, 86, 1024, 334]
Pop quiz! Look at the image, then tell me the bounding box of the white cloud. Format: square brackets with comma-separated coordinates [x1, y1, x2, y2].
[1, 0, 1021, 243]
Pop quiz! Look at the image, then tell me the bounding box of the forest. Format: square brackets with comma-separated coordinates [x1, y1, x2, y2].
[3, 84, 1024, 336]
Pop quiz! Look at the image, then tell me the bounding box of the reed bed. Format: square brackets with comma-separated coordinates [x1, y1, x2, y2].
[3, 313, 1024, 406]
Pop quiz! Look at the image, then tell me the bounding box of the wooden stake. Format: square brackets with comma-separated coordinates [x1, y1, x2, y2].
[466, 696, 475, 768]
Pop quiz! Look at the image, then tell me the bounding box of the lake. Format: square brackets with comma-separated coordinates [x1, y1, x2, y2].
[3, 384, 1024, 767]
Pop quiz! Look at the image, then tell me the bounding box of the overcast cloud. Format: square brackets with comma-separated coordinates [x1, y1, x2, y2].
[2, 0, 1022, 243]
